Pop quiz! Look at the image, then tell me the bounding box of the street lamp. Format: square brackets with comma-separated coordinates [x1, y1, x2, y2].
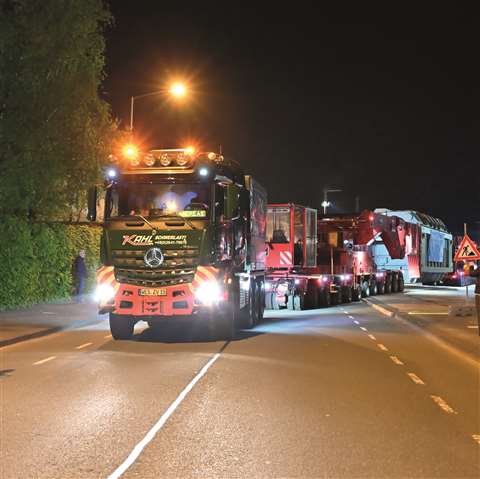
[322, 188, 342, 214]
[129, 81, 189, 131]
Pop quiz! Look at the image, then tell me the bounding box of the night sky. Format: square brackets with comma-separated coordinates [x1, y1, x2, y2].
[104, 3, 479, 233]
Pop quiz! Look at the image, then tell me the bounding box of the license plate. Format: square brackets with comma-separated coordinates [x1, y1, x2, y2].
[139, 288, 167, 296]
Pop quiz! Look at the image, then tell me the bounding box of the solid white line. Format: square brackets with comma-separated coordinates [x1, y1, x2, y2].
[472, 434, 480, 445]
[33, 356, 56, 366]
[377, 343, 389, 352]
[360, 326, 368, 332]
[368, 334, 377, 341]
[353, 320, 360, 325]
[390, 356, 404, 365]
[408, 312, 448, 315]
[75, 342, 93, 350]
[106, 352, 222, 479]
[104, 334, 113, 339]
[348, 316, 355, 319]
[407, 372, 425, 385]
[467, 325, 479, 329]
[430, 395, 457, 414]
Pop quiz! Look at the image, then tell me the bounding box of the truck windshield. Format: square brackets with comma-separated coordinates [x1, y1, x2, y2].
[266, 207, 290, 243]
[106, 183, 210, 219]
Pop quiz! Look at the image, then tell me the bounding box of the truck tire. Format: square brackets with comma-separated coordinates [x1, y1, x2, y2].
[293, 294, 304, 311]
[256, 280, 265, 323]
[319, 288, 331, 307]
[109, 313, 135, 340]
[361, 281, 370, 298]
[391, 274, 399, 293]
[305, 280, 319, 309]
[376, 282, 385, 295]
[352, 284, 362, 301]
[398, 275, 405, 292]
[370, 281, 378, 295]
[242, 281, 257, 329]
[342, 286, 352, 303]
[384, 278, 392, 294]
[331, 288, 342, 305]
[287, 294, 294, 310]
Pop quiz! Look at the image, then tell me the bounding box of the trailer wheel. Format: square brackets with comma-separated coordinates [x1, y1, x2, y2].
[361, 281, 370, 298]
[376, 282, 385, 295]
[342, 286, 352, 303]
[293, 294, 304, 311]
[319, 288, 331, 307]
[109, 313, 135, 340]
[352, 284, 362, 301]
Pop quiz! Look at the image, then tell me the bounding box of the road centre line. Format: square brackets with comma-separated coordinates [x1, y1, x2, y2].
[368, 334, 377, 340]
[75, 342, 93, 350]
[353, 320, 360, 325]
[407, 372, 425, 385]
[377, 343, 388, 351]
[467, 325, 479, 329]
[359, 326, 368, 332]
[408, 312, 448, 316]
[348, 316, 355, 319]
[472, 434, 480, 445]
[106, 350, 223, 479]
[430, 395, 458, 414]
[33, 356, 56, 366]
[390, 356, 404, 365]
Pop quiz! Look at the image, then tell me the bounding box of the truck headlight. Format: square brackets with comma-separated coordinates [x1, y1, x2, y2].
[194, 281, 223, 306]
[94, 284, 115, 303]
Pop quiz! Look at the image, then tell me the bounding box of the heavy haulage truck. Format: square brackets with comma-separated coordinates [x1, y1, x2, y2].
[89, 147, 267, 340]
[264, 205, 407, 310]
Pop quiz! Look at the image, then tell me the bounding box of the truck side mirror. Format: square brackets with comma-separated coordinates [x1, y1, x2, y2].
[87, 186, 97, 221]
[224, 184, 239, 220]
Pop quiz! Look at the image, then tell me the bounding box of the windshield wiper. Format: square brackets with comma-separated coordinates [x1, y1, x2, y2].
[135, 214, 158, 234]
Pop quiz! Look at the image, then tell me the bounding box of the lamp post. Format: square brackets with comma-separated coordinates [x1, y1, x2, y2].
[322, 188, 342, 214]
[129, 82, 188, 131]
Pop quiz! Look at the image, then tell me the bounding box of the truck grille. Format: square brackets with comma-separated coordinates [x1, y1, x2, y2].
[112, 248, 199, 287]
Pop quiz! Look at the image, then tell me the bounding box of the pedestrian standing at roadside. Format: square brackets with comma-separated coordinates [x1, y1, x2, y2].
[73, 250, 88, 302]
[469, 263, 480, 335]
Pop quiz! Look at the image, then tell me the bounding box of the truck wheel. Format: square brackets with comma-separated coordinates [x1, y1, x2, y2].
[370, 281, 378, 295]
[212, 306, 235, 340]
[384, 279, 392, 294]
[319, 288, 331, 307]
[293, 294, 304, 311]
[376, 282, 385, 295]
[265, 291, 274, 310]
[342, 286, 352, 303]
[243, 282, 257, 329]
[256, 280, 265, 323]
[391, 274, 399, 293]
[331, 288, 342, 305]
[287, 294, 294, 310]
[352, 284, 362, 301]
[398, 275, 405, 292]
[109, 313, 134, 340]
[305, 280, 319, 309]
[361, 281, 370, 298]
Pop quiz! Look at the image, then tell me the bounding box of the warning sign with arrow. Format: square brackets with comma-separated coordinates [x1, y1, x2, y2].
[454, 234, 480, 261]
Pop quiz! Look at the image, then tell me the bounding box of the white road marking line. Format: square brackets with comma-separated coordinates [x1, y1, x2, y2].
[377, 343, 389, 351]
[408, 312, 448, 315]
[467, 325, 479, 329]
[360, 326, 368, 332]
[353, 320, 360, 325]
[104, 334, 112, 339]
[472, 434, 480, 445]
[390, 356, 404, 365]
[42, 311, 56, 315]
[75, 342, 93, 350]
[430, 395, 457, 414]
[33, 356, 56, 366]
[107, 352, 222, 479]
[368, 334, 377, 340]
[407, 372, 425, 385]
[348, 315, 355, 319]
[369, 302, 394, 317]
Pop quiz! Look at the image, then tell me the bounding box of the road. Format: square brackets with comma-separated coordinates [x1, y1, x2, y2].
[1, 290, 479, 478]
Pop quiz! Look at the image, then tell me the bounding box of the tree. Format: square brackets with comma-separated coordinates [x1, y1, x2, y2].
[0, 0, 115, 218]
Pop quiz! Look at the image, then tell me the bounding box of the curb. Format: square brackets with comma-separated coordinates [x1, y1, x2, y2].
[0, 317, 105, 349]
[362, 298, 480, 370]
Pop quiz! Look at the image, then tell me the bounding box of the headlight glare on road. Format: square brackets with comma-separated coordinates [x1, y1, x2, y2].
[194, 281, 223, 306]
[94, 284, 115, 303]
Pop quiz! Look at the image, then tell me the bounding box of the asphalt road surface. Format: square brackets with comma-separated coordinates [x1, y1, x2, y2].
[1, 292, 479, 478]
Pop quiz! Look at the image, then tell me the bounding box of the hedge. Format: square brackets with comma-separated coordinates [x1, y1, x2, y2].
[0, 218, 102, 309]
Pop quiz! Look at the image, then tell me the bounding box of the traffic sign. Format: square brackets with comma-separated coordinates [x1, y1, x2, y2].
[454, 234, 480, 261]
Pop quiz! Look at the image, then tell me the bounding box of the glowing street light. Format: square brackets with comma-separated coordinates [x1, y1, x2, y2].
[129, 81, 189, 131]
[322, 188, 342, 214]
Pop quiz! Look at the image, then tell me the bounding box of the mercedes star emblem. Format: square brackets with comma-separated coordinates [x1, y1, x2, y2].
[144, 247, 164, 268]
